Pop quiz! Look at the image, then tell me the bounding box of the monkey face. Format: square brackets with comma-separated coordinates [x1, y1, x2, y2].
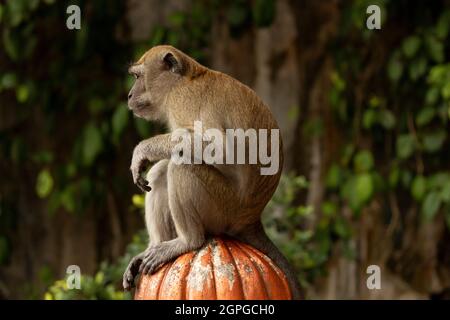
[127, 64, 151, 119]
[127, 46, 185, 121]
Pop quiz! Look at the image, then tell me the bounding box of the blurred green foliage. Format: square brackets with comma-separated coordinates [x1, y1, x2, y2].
[45, 230, 147, 300]
[331, 0, 450, 224]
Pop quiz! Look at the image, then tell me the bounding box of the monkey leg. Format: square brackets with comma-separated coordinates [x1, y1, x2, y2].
[139, 162, 236, 275]
[123, 160, 176, 290]
[145, 159, 176, 245]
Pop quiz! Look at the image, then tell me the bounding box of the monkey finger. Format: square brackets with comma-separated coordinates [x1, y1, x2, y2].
[137, 177, 151, 192]
[123, 280, 131, 291]
[138, 183, 151, 193]
[138, 258, 148, 273]
[148, 261, 164, 275]
[123, 273, 134, 290]
[141, 257, 157, 275]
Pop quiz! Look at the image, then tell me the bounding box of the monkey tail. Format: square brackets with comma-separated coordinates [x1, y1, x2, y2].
[229, 222, 304, 300]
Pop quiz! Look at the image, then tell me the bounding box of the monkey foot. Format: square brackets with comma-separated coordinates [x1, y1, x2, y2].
[138, 245, 169, 275]
[123, 252, 145, 291]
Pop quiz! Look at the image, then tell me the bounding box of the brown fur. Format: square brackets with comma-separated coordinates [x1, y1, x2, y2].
[123, 45, 301, 299]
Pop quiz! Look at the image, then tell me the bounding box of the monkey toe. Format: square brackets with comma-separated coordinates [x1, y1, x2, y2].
[122, 272, 134, 291]
[140, 258, 160, 275]
[139, 250, 166, 275]
[122, 253, 145, 290]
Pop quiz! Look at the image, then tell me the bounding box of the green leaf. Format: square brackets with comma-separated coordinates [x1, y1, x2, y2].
[331, 72, 346, 91]
[425, 87, 439, 105]
[132, 194, 145, 209]
[341, 144, 355, 166]
[401, 169, 413, 187]
[3, 29, 19, 60]
[297, 205, 313, 217]
[425, 35, 444, 63]
[416, 107, 435, 127]
[440, 181, 450, 203]
[333, 217, 352, 239]
[354, 150, 374, 172]
[421, 191, 441, 221]
[388, 166, 400, 188]
[321, 201, 337, 217]
[16, 84, 29, 103]
[369, 96, 381, 108]
[36, 169, 54, 198]
[422, 129, 446, 153]
[402, 36, 421, 58]
[435, 11, 450, 39]
[60, 187, 75, 213]
[82, 123, 103, 166]
[441, 82, 450, 99]
[428, 65, 447, 84]
[6, 0, 26, 26]
[396, 134, 415, 159]
[363, 109, 377, 129]
[1, 73, 17, 89]
[408, 57, 427, 80]
[379, 109, 396, 129]
[411, 175, 427, 201]
[387, 54, 403, 82]
[112, 104, 129, 141]
[355, 173, 373, 204]
[345, 174, 374, 212]
[326, 164, 341, 189]
[65, 163, 77, 178]
[427, 172, 450, 189]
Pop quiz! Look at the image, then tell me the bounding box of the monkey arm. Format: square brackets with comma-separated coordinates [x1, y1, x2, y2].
[130, 133, 171, 192]
[131, 130, 234, 192]
[135, 130, 231, 164]
[134, 133, 173, 162]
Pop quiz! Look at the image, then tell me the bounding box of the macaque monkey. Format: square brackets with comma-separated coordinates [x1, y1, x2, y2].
[123, 45, 302, 299]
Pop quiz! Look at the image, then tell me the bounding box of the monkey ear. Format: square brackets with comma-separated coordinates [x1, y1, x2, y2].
[163, 52, 183, 74]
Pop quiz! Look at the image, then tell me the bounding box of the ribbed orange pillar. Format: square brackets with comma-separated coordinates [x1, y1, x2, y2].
[134, 237, 292, 300]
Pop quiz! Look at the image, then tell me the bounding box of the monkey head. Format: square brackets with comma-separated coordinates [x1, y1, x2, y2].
[127, 45, 202, 121]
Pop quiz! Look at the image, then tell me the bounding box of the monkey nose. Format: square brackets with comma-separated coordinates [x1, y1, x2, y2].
[128, 92, 133, 100]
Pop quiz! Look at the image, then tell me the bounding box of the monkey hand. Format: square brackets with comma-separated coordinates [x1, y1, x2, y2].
[123, 252, 145, 291]
[130, 148, 151, 192]
[138, 244, 172, 275]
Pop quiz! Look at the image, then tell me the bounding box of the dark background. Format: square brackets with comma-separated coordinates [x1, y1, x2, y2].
[0, 0, 449, 299]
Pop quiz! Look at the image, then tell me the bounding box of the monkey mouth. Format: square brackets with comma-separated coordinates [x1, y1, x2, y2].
[130, 101, 151, 111]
